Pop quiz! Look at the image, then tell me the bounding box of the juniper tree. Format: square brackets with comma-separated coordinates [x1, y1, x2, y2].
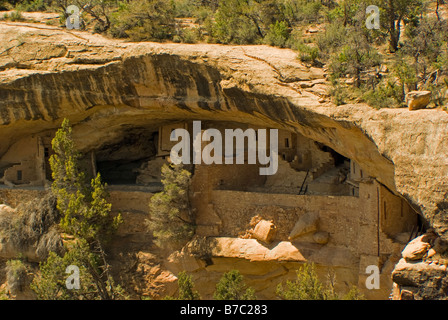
[402, 16, 448, 88]
[30, 238, 127, 300]
[276, 263, 329, 300]
[376, 0, 424, 52]
[32, 118, 124, 300]
[49, 118, 122, 243]
[53, 0, 116, 31]
[213, 270, 256, 300]
[329, 27, 382, 87]
[108, 0, 176, 41]
[177, 271, 201, 300]
[147, 164, 195, 249]
[211, 0, 262, 44]
[276, 263, 364, 300]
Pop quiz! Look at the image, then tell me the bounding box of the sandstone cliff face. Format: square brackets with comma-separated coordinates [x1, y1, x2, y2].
[0, 22, 446, 237]
[0, 22, 447, 299]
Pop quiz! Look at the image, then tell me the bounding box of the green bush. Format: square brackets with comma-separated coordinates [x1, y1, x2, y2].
[302, 46, 320, 64]
[15, 0, 48, 12]
[214, 270, 256, 300]
[30, 238, 127, 300]
[109, 0, 176, 41]
[6, 259, 28, 295]
[362, 80, 405, 109]
[280, 0, 324, 25]
[293, 41, 320, 64]
[172, 0, 195, 18]
[316, 21, 348, 62]
[211, 0, 260, 44]
[276, 263, 364, 300]
[192, 5, 215, 24]
[328, 82, 350, 106]
[177, 271, 201, 300]
[4, 10, 24, 21]
[164, 270, 200, 300]
[179, 27, 201, 44]
[277, 263, 330, 300]
[392, 56, 418, 93]
[264, 20, 290, 48]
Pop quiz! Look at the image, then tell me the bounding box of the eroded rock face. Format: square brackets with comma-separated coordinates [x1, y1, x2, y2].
[0, 23, 446, 240]
[0, 22, 448, 299]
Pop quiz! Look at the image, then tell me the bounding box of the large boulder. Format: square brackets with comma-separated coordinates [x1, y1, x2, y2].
[251, 219, 277, 244]
[406, 91, 432, 111]
[402, 235, 431, 261]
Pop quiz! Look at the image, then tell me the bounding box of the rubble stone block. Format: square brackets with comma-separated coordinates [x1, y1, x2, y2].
[252, 219, 277, 244]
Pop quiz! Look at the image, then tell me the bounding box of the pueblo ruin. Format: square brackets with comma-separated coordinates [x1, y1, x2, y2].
[0, 21, 446, 300]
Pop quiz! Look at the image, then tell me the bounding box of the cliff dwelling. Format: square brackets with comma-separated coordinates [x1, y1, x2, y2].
[0, 19, 447, 301]
[0, 119, 421, 299]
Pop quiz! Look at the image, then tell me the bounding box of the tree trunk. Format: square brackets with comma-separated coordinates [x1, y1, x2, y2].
[436, 0, 441, 21]
[387, 0, 400, 53]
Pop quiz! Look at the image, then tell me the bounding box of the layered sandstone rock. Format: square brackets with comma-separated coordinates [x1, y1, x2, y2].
[165, 236, 358, 299]
[0, 22, 446, 242]
[0, 22, 447, 299]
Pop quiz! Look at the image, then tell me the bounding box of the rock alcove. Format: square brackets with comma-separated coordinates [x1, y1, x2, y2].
[0, 23, 446, 299]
